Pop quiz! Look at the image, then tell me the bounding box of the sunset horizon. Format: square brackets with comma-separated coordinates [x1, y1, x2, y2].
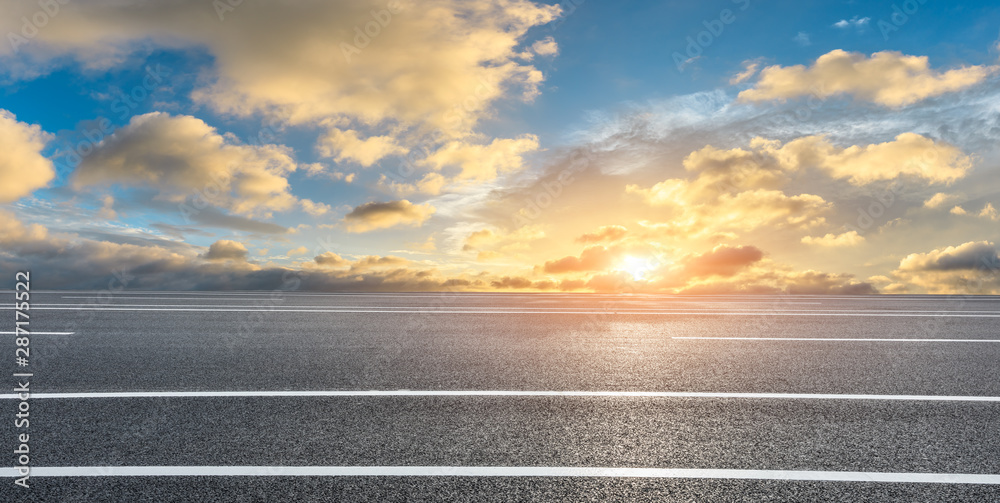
[2, 1, 1000, 295]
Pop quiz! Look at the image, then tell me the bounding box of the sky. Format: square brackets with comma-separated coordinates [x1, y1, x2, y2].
[2, 0, 1000, 294]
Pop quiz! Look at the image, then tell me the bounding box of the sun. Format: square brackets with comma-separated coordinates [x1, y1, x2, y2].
[620, 255, 656, 281]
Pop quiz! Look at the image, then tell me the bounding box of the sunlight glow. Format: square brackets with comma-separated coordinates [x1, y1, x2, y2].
[620, 255, 656, 281]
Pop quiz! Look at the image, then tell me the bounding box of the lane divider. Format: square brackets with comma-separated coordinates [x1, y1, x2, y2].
[2, 390, 1000, 401]
[0, 466, 997, 483]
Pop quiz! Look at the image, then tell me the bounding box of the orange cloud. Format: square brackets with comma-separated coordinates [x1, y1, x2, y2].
[542, 246, 617, 274]
[576, 225, 627, 244]
[683, 245, 763, 278]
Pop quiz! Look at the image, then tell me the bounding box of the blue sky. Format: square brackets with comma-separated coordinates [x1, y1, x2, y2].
[1, 0, 1000, 293]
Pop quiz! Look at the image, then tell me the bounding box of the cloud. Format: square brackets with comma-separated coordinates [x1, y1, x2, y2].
[779, 133, 972, 185]
[627, 170, 832, 235]
[97, 195, 117, 220]
[377, 172, 449, 196]
[317, 129, 405, 167]
[738, 50, 995, 107]
[623, 138, 838, 236]
[576, 225, 627, 244]
[783, 271, 877, 295]
[888, 241, 1000, 293]
[542, 246, 617, 274]
[729, 61, 759, 85]
[0, 209, 883, 294]
[287, 246, 308, 257]
[300, 199, 332, 216]
[801, 230, 865, 247]
[667, 134, 971, 187]
[1, 1, 559, 130]
[491, 276, 533, 289]
[792, 32, 811, 47]
[979, 203, 1000, 221]
[0, 110, 55, 203]
[682, 245, 763, 278]
[180, 206, 290, 234]
[900, 241, 999, 272]
[314, 252, 349, 267]
[73, 113, 301, 217]
[461, 224, 544, 255]
[1, 0, 563, 199]
[0, 0, 560, 196]
[833, 16, 870, 29]
[349, 255, 410, 270]
[418, 135, 539, 182]
[342, 199, 435, 232]
[203, 240, 249, 261]
[923, 192, 961, 208]
[531, 36, 558, 56]
[0, 210, 461, 291]
[949, 203, 1000, 221]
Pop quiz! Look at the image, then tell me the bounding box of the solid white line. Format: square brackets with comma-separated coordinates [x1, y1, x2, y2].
[2, 390, 1000, 401]
[7, 307, 1000, 316]
[36, 304, 847, 310]
[0, 466, 997, 483]
[674, 337, 1000, 342]
[32, 304, 1000, 313]
[0, 331, 74, 335]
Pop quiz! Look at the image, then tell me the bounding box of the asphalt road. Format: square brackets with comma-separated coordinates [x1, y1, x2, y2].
[2, 292, 1000, 501]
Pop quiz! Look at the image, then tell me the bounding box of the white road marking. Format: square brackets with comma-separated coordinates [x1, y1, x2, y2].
[8, 306, 1000, 316]
[31, 303, 1000, 313]
[0, 331, 74, 335]
[0, 466, 996, 483]
[2, 390, 1000, 401]
[674, 337, 1000, 342]
[37, 304, 850, 310]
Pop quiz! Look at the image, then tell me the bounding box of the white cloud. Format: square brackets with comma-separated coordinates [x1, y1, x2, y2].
[531, 36, 558, 56]
[833, 16, 870, 29]
[0, 110, 55, 203]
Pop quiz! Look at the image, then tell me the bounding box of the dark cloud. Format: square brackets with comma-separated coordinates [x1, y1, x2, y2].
[314, 252, 348, 267]
[343, 200, 434, 232]
[186, 206, 290, 235]
[902, 241, 1000, 272]
[490, 276, 533, 289]
[202, 240, 249, 261]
